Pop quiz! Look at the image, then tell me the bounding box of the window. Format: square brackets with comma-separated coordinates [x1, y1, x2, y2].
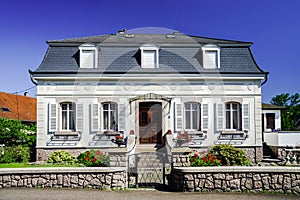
[79, 44, 97, 68]
[266, 113, 275, 130]
[61, 102, 75, 131]
[140, 44, 159, 68]
[103, 102, 118, 131]
[0, 107, 11, 112]
[225, 102, 241, 130]
[184, 102, 201, 130]
[202, 44, 220, 69]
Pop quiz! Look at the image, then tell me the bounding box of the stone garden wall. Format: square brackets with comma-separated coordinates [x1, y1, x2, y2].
[171, 166, 300, 194]
[0, 167, 127, 190]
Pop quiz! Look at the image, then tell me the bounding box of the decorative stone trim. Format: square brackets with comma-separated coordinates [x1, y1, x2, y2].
[0, 167, 127, 190]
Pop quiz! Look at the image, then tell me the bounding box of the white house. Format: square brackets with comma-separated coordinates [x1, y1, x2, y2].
[29, 30, 268, 162]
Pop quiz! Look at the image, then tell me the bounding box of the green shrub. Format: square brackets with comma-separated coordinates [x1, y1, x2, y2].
[0, 145, 30, 163]
[47, 150, 75, 164]
[77, 150, 110, 167]
[190, 151, 222, 166]
[210, 144, 251, 166]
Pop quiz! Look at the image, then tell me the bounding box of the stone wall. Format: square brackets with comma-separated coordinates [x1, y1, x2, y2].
[171, 167, 300, 194]
[0, 168, 127, 190]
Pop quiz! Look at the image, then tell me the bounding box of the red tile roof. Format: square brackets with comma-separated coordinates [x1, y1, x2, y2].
[0, 92, 36, 122]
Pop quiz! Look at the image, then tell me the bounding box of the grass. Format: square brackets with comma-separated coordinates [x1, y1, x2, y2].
[0, 162, 82, 168]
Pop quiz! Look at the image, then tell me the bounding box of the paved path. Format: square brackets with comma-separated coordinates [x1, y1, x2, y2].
[0, 188, 299, 200]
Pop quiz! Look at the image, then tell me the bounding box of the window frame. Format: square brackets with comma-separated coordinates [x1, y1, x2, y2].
[102, 102, 118, 131]
[225, 102, 241, 130]
[184, 102, 201, 131]
[60, 102, 76, 132]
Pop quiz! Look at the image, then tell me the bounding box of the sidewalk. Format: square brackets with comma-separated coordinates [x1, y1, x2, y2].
[0, 188, 298, 200]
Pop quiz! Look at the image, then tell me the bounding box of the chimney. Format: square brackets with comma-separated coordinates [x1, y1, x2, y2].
[117, 29, 126, 35]
[24, 92, 28, 97]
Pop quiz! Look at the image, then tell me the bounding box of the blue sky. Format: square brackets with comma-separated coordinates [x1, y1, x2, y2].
[0, 0, 299, 102]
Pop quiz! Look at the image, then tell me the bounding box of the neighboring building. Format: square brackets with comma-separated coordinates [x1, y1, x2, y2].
[29, 31, 268, 162]
[262, 103, 284, 132]
[0, 91, 36, 125]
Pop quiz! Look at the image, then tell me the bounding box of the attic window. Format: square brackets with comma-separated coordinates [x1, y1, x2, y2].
[0, 107, 11, 112]
[79, 45, 98, 68]
[202, 45, 220, 69]
[140, 45, 159, 68]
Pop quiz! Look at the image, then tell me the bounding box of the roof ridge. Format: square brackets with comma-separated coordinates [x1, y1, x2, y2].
[47, 34, 110, 43]
[187, 34, 253, 44]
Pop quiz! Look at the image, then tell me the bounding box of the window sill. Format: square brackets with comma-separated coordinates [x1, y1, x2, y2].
[221, 130, 244, 135]
[55, 131, 79, 136]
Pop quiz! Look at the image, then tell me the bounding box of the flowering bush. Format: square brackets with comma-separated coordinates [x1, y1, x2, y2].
[210, 144, 251, 166]
[77, 150, 110, 167]
[189, 151, 222, 166]
[47, 150, 75, 164]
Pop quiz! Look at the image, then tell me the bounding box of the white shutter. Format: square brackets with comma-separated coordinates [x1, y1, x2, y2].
[201, 103, 209, 131]
[216, 103, 225, 131]
[76, 103, 83, 132]
[204, 50, 217, 69]
[242, 103, 250, 131]
[118, 104, 126, 130]
[48, 103, 57, 132]
[142, 50, 156, 68]
[91, 104, 99, 132]
[175, 103, 183, 131]
[81, 50, 95, 68]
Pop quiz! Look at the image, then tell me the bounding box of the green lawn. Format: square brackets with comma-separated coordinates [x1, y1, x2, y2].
[0, 163, 82, 168]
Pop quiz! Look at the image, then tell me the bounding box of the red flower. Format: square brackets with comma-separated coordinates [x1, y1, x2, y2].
[202, 156, 207, 163]
[116, 135, 123, 139]
[92, 158, 97, 163]
[194, 154, 199, 158]
[95, 150, 101, 156]
[207, 153, 211, 161]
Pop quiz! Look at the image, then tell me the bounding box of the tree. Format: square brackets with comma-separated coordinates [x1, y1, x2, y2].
[270, 93, 300, 131]
[0, 118, 36, 147]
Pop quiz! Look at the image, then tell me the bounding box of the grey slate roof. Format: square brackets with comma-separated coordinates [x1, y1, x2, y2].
[31, 33, 266, 75]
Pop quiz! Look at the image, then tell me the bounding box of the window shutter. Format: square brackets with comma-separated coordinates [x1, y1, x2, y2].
[142, 50, 156, 68]
[175, 103, 183, 131]
[76, 103, 83, 132]
[204, 50, 217, 69]
[48, 103, 57, 132]
[91, 104, 99, 132]
[81, 50, 95, 68]
[118, 103, 126, 130]
[242, 103, 250, 131]
[216, 103, 225, 131]
[201, 103, 209, 131]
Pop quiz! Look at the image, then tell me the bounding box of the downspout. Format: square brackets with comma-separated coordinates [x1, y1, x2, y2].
[261, 71, 269, 86]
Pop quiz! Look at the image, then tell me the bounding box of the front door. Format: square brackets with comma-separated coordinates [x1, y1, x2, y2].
[139, 102, 162, 144]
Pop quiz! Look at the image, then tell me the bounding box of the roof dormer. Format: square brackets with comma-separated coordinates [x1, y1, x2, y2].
[202, 44, 220, 69]
[140, 44, 159, 69]
[79, 44, 98, 69]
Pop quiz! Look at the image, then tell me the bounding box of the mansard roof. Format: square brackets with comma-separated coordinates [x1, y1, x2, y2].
[31, 33, 266, 75]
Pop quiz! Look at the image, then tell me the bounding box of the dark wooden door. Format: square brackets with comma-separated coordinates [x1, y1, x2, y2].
[139, 102, 162, 144]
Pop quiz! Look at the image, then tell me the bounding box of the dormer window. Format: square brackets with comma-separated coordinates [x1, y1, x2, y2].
[140, 44, 159, 68]
[79, 44, 98, 68]
[202, 44, 220, 69]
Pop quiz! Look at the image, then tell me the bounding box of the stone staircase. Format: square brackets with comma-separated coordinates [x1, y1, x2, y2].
[262, 142, 283, 163]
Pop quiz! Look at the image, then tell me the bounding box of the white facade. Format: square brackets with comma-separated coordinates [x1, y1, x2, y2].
[30, 32, 268, 161]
